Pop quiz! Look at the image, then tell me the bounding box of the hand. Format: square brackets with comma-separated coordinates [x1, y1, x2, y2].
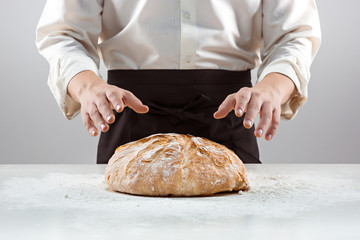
[213, 73, 295, 141]
[68, 71, 149, 136]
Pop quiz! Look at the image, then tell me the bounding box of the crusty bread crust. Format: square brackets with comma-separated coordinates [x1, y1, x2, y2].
[105, 133, 249, 196]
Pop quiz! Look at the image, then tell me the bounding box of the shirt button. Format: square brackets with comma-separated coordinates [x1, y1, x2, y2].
[182, 11, 191, 20]
[185, 56, 192, 63]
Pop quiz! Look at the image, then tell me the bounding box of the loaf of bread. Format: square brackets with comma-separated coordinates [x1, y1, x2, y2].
[105, 133, 249, 196]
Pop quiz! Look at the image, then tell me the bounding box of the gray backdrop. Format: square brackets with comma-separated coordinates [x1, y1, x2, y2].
[0, 0, 359, 164]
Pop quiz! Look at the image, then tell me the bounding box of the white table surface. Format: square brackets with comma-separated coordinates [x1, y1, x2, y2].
[0, 164, 359, 240]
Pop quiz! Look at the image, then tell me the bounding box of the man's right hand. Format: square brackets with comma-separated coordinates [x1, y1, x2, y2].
[67, 70, 149, 136]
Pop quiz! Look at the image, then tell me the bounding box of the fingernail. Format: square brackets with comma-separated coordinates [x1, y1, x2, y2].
[267, 134, 272, 140]
[256, 129, 263, 136]
[245, 120, 252, 127]
[106, 115, 112, 122]
[101, 123, 106, 130]
[237, 109, 243, 116]
[91, 129, 96, 136]
[116, 104, 121, 111]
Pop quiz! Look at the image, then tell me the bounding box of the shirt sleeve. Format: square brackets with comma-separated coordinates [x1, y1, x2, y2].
[257, 0, 321, 120]
[36, 0, 103, 120]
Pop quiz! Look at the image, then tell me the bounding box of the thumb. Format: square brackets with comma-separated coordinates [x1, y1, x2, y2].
[213, 96, 235, 119]
[123, 91, 149, 114]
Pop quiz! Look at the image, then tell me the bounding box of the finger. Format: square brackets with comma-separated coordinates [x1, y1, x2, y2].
[265, 107, 281, 141]
[213, 94, 235, 119]
[234, 88, 251, 117]
[106, 88, 124, 113]
[243, 96, 262, 129]
[123, 91, 149, 114]
[255, 102, 272, 137]
[96, 95, 115, 124]
[81, 110, 98, 136]
[88, 104, 109, 132]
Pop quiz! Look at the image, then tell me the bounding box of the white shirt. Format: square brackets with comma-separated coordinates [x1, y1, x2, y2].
[36, 0, 321, 120]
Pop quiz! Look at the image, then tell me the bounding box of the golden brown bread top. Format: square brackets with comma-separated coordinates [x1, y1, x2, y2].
[105, 133, 249, 196]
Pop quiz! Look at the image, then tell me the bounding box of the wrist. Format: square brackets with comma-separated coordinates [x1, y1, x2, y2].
[256, 72, 296, 104]
[67, 70, 105, 103]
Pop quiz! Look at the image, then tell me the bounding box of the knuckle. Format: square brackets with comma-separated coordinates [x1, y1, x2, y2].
[263, 100, 272, 106]
[97, 101, 109, 109]
[94, 91, 103, 98]
[272, 120, 280, 128]
[241, 87, 250, 92]
[248, 102, 260, 111]
[252, 91, 261, 98]
[236, 92, 249, 101]
[95, 121, 103, 128]
[88, 108, 98, 118]
[240, 95, 248, 101]
[82, 115, 93, 129]
[107, 91, 119, 100]
[263, 111, 272, 121]
[270, 127, 278, 134]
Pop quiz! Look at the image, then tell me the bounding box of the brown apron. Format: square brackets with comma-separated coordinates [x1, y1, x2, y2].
[97, 69, 260, 164]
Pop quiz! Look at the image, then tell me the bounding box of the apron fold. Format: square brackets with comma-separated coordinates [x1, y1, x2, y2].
[148, 93, 213, 125]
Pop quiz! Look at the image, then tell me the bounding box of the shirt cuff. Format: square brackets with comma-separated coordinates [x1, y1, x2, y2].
[47, 54, 100, 120]
[257, 59, 308, 120]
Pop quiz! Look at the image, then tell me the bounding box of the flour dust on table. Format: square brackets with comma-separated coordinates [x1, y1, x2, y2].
[1, 168, 359, 219]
